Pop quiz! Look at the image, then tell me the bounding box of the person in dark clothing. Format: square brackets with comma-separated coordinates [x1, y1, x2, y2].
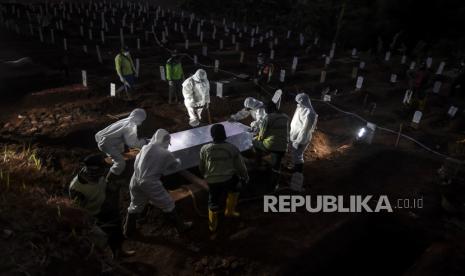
[69, 154, 134, 259]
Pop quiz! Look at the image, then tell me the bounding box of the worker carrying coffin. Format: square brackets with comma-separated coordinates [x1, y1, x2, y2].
[229, 97, 266, 133]
[289, 93, 318, 192]
[95, 109, 148, 182]
[182, 69, 211, 127]
[253, 102, 289, 191]
[124, 129, 192, 237]
[199, 124, 249, 233]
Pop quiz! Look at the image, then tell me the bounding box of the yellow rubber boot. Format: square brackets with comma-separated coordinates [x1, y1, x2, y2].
[208, 209, 219, 232]
[224, 193, 240, 217]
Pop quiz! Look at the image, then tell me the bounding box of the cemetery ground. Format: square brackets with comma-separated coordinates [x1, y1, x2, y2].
[1, 2, 465, 275]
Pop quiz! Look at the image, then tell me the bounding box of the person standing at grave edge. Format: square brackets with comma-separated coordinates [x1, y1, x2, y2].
[182, 69, 210, 127]
[289, 93, 318, 192]
[407, 63, 431, 110]
[253, 101, 289, 191]
[165, 52, 184, 104]
[115, 46, 137, 99]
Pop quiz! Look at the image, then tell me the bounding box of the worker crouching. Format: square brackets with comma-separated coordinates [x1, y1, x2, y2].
[199, 124, 249, 233]
[124, 129, 192, 237]
[182, 69, 210, 127]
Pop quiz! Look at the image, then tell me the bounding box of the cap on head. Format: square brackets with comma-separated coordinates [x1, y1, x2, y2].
[210, 124, 227, 142]
[83, 153, 105, 168]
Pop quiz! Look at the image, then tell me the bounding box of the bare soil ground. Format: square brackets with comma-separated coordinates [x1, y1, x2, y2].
[1, 1, 465, 275]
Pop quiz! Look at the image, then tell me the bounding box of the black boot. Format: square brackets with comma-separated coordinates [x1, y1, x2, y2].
[164, 208, 193, 233]
[123, 213, 138, 238]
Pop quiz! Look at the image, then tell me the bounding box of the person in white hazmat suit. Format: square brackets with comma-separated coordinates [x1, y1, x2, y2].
[289, 93, 318, 192]
[229, 97, 266, 133]
[123, 129, 192, 237]
[95, 108, 148, 181]
[182, 69, 210, 127]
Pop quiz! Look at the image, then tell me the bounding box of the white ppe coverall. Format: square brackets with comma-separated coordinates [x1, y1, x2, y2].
[127, 129, 181, 214]
[182, 69, 210, 127]
[230, 97, 266, 132]
[289, 93, 318, 165]
[95, 108, 147, 175]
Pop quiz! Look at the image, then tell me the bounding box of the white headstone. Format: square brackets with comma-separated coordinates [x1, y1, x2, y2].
[100, 30, 105, 43]
[240, 51, 244, 63]
[193, 55, 198, 64]
[63, 38, 67, 50]
[272, 89, 282, 108]
[216, 82, 223, 97]
[270, 50, 275, 60]
[436, 61, 445, 75]
[280, 69, 286, 82]
[359, 61, 365, 69]
[412, 111, 422, 124]
[320, 71, 326, 83]
[82, 70, 87, 87]
[214, 60, 219, 73]
[356, 76, 364, 89]
[110, 83, 116, 97]
[390, 74, 397, 83]
[313, 37, 319, 45]
[384, 51, 391, 61]
[409, 61, 416, 70]
[351, 48, 357, 56]
[83, 45, 88, 53]
[292, 56, 298, 73]
[135, 58, 140, 77]
[403, 89, 413, 104]
[185, 39, 189, 49]
[287, 30, 291, 39]
[159, 66, 166, 81]
[96, 45, 102, 63]
[448, 106, 458, 117]
[137, 38, 140, 50]
[401, 55, 407, 64]
[426, 57, 433, 68]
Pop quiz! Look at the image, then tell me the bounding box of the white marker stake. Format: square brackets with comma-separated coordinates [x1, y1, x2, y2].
[250, 38, 255, 48]
[384, 51, 391, 61]
[299, 34, 304, 46]
[185, 39, 189, 49]
[63, 38, 68, 51]
[135, 59, 140, 77]
[325, 56, 331, 66]
[409, 61, 416, 70]
[83, 45, 88, 53]
[320, 71, 326, 83]
[200, 32, 203, 42]
[351, 67, 358, 79]
[433, 81, 442, 93]
[436, 61, 445, 75]
[82, 70, 87, 87]
[216, 82, 223, 98]
[401, 55, 407, 64]
[214, 60, 219, 73]
[110, 83, 116, 97]
[351, 48, 357, 56]
[280, 70, 286, 82]
[359, 61, 366, 69]
[270, 50, 275, 60]
[137, 38, 140, 50]
[448, 106, 458, 117]
[292, 56, 298, 74]
[287, 30, 291, 39]
[356, 76, 364, 89]
[314, 37, 319, 45]
[412, 111, 422, 124]
[159, 66, 166, 81]
[390, 74, 397, 83]
[426, 57, 433, 68]
[100, 30, 105, 43]
[96, 45, 102, 63]
[403, 90, 413, 104]
[193, 55, 198, 64]
[240, 51, 244, 63]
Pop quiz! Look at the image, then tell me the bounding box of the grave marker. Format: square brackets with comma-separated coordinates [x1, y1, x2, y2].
[292, 56, 298, 74]
[160, 66, 166, 80]
[320, 71, 326, 83]
[411, 110, 422, 128]
[436, 61, 445, 75]
[390, 74, 397, 83]
[448, 106, 458, 117]
[280, 69, 286, 82]
[214, 60, 219, 73]
[216, 82, 223, 97]
[403, 89, 413, 104]
[82, 70, 87, 87]
[356, 76, 364, 90]
[110, 83, 116, 97]
[433, 81, 442, 93]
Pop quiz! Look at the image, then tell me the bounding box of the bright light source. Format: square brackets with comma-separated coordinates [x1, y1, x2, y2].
[357, 127, 366, 138]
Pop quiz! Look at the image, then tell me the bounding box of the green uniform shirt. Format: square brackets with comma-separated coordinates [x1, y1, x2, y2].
[199, 142, 249, 184]
[258, 113, 289, 152]
[166, 60, 184, 81]
[115, 53, 135, 76]
[69, 175, 106, 216]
